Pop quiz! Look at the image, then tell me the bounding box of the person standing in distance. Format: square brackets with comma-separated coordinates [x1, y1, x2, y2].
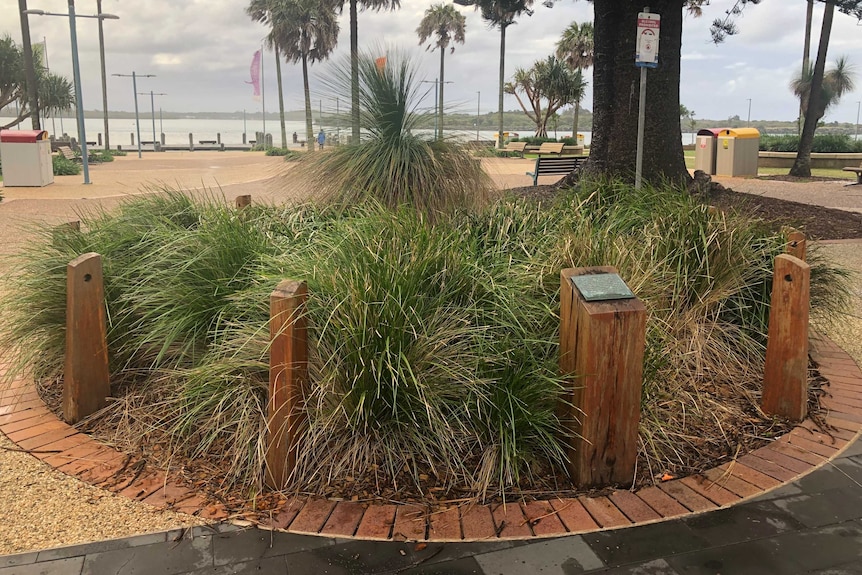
[317, 129, 325, 150]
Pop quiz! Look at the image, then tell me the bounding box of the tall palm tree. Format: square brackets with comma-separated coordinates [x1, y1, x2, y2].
[457, 0, 534, 149]
[792, 56, 856, 126]
[247, 0, 340, 150]
[555, 21, 593, 138]
[416, 3, 466, 140]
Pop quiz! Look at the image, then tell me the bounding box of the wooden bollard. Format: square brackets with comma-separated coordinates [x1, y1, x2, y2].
[266, 280, 309, 489]
[783, 228, 806, 261]
[52, 221, 81, 246]
[559, 267, 646, 488]
[761, 254, 810, 421]
[235, 195, 252, 209]
[63, 253, 111, 424]
[189, 133, 194, 152]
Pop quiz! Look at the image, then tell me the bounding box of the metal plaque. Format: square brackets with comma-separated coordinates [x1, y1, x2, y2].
[571, 273, 635, 302]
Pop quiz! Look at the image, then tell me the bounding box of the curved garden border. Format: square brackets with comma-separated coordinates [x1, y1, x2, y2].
[1, 331, 860, 543]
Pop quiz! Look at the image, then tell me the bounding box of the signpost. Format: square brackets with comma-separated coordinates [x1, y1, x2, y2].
[635, 8, 660, 190]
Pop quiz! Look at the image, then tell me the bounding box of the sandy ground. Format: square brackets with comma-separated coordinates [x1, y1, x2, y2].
[0, 152, 861, 554]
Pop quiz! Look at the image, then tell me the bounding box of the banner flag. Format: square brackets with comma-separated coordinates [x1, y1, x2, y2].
[246, 50, 262, 101]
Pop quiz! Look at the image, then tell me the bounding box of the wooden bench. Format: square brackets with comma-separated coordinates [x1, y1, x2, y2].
[57, 146, 77, 161]
[843, 162, 862, 186]
[199, 140, 217, 145]
[536, 142, 565, 155]
[526, 156, 586, 186]
[502, 141, 527, 157]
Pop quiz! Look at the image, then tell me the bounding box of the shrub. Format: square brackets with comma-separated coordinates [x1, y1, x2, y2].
[52, 154, 80, 175]
[290, 50, 492, 217]
[264, 147, 299, 160]
[760, 134, 862, 153]
[0, 180, 849, 499]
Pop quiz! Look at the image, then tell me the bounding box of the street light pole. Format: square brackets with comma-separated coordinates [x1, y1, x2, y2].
[746, 98, 752, 127]
[856, 101, 860, 142]
[114, 72, 155, 158]
[138, 91, 166, 150]
[476, 91, 480, 141]
[96, 0, 110, 150]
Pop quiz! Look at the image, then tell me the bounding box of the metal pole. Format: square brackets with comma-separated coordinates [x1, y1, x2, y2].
[96, 0, 109, 150]
[747, 98, 752, 126]
[150, 91, 156, 149]
[132, 72, 142, 158]
[159, 107, 163, 135]
[635, 65, 646, 190]
[434, 79, 439, 139]
[476, 91, 480, 141]
[68, 0, 90, 184]
[261, 44, 266, 138]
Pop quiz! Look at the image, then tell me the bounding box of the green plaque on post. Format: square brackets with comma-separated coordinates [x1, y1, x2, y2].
[571, 273, 635, 302]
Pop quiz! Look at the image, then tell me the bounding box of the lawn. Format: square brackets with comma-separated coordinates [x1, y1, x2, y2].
[683, 150, 856, 180]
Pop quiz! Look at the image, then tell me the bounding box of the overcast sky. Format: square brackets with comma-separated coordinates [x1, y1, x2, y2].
[1, 0, 861, 125]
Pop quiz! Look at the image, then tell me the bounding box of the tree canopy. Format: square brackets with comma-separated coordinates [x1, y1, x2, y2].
[1, 35, 74, 131]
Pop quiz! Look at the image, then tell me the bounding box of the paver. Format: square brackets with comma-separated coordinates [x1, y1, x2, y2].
[520, 500, 566, 536]
[320, 501, 366, 537]
[354, 504, 396, 539]
[579, 496, 631, 528]
[549, 497, 600, 532]
[427, 506, 462, 541]
[490, 502, 531, 538]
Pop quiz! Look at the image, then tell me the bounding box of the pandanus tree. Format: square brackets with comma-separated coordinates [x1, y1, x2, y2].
[504, 56, 580, 138]
[456, 0, 534, 149]
[555, 21, 593, 138]
[247, 0, 340, 149]
[791, 56, 856, 130]
[416, 3, 466, 139]
[0, 35, 74, 131]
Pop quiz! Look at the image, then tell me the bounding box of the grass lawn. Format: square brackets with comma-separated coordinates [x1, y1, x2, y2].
[683, 150, 856, 180]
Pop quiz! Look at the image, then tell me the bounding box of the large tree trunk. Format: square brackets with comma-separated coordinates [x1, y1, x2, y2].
[275, 48, 287, 149]
[438, 47, 445, 140]
[799, 0, 814, 134]
[18, 0, 40, 130]
[572, 99, 580, 139]
[302, 54, 314, 151]
[497, 24, 507, 149]
[588, 0, 688, 186]
[790, 2, 834, 178]
[350, 0, 360, 144]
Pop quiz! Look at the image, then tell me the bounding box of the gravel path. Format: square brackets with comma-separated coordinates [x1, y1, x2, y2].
[1, 157, 860, 555]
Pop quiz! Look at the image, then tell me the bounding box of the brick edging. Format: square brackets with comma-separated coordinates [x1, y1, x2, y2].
[2, 331, 861, 542]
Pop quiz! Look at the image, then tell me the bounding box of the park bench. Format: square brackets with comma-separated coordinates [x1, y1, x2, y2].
[843, 161, 862, 186]
[199, 139, 217, 145]
[536, 142, 565, 155]
[57, 145, 101, 164]
[502, 141, 527, 157]
[526, 156, 586, 186]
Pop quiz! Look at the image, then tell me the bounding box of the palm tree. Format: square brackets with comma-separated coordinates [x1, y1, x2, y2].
[555, 21, 593, 139]
[416, 4, 466, 140]
[457, 0, 535, 149]
[791, 56, 856, 127]
[247, 0, 339, 150]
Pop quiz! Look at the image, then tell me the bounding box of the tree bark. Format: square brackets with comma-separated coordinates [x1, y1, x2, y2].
[588, 0, 688, 186]
[572, 99, 580, 139]
[275, 47, 287, 149]
[790, 1, 834, 178]
[350, 0, 360, 144]
[18, 0, 41, 130]
[799, 0, 814, 134]
[497, 24, 507, 149]
[302, 54, 314, 151]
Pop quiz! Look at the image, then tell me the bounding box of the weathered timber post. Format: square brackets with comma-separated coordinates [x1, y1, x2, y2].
[559, 267, 646, 488]
[783, 228, 806, 261]
[64, 253, 111, 424]
[761, 254, 810, 421]
[235, 195, 252, 210]
[217, 133, 222, 145]
[266, 280, 309, 490]
[188, 133, 194, 152]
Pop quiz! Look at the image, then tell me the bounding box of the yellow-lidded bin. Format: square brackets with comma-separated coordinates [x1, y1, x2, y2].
[715, 128, 760, 177]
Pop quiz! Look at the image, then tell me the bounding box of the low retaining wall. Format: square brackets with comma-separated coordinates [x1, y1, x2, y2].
[758, 152, 862, 169]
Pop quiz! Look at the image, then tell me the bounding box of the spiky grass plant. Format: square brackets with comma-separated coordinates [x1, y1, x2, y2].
[0, 179, 850, 499]
[291, 49, 493, 217]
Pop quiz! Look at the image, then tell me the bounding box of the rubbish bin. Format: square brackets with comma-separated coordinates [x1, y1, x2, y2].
[0, 129, 54, 187]
[694, 128, 724, 175]
[715, 127, 760, 177]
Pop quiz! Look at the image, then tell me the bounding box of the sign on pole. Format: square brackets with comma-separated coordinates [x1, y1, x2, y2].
[636, 12, 660, 68]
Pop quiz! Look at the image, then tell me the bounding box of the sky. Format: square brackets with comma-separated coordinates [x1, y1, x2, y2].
[1, 0, 861, 125]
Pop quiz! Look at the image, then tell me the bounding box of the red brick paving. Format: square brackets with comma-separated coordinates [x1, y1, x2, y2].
[1, 334, 861, 542]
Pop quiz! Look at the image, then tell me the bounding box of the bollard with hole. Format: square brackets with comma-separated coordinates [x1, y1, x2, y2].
[235, 195, 252, 209]
[559, 267, 646, 488]
[52, 221, 81, 246]
[266, 280, 309, 489]
[762, 254, 810, 421]
[783, 228, 806, 261]
[63, 253, 111, 424]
